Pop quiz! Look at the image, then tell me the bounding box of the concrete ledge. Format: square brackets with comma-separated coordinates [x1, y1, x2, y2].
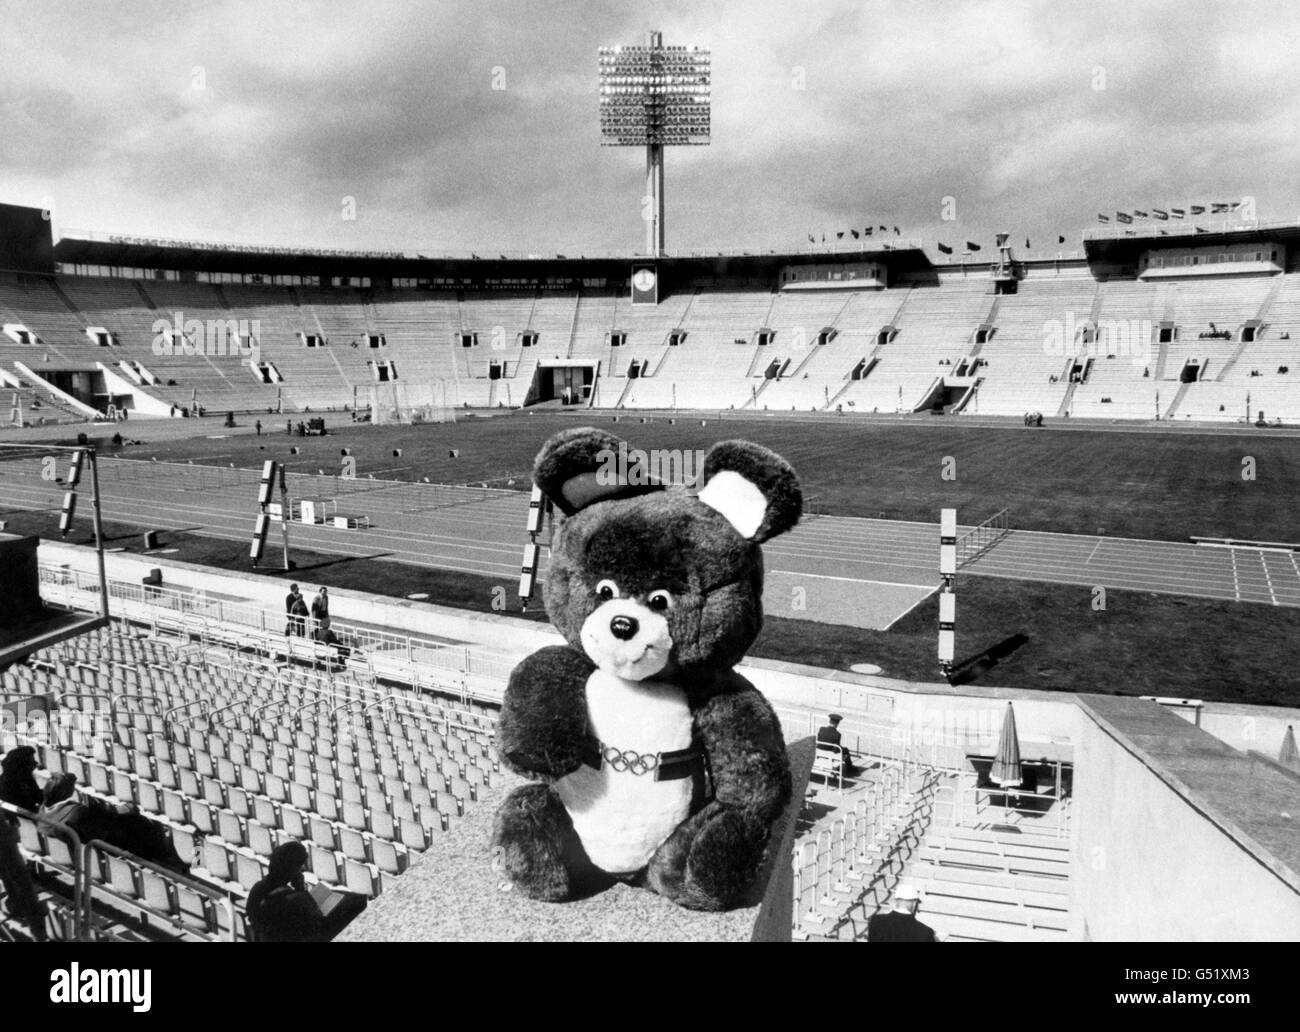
[1078, 693, 1300, 896]
[340, 738, 813, 942]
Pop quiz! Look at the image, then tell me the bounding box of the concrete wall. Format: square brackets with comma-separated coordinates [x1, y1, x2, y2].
[14, 360, 100, 418]
[1072, 696, 1300, 941]
[1195, 706, 1299, 766]
[40, 540, 560, 659]
[39, 540, 1299, 756]
[741, 655, 1083, 754]
[96, 362, 174, 418]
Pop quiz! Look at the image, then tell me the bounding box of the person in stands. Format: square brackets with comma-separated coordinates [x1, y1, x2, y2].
[0, 747, 42, 812]
[246, 841, 325, 942]
[0, 806, 47, 941]
[867, 884, 941, 942]
[39, 774, 189, 875]
[0, 745, 48, 937]
[312, 615, 348, 670]
[815, 713, 856, 777]
[310, 586, 330, 625]
[285, 584, 307, 637]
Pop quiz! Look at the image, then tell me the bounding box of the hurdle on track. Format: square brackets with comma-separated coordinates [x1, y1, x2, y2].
[956, 507, 1010, 566]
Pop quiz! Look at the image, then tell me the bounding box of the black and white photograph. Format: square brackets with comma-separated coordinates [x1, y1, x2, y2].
[0, 0, 1295, 992]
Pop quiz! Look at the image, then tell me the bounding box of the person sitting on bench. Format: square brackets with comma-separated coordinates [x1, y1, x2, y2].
[816, 713, 856, 776]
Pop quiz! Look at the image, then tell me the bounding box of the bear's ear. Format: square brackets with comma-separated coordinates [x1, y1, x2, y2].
[698, 440, 802, 542]
[533, 426, 662, 517]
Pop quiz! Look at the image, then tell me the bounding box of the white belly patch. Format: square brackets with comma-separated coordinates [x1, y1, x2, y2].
[555, 670, 695, 874]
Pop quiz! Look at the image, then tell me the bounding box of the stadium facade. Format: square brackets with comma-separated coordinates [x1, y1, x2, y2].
[2, 201, 1297, 426]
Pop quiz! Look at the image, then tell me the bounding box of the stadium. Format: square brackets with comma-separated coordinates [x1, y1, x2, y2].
[1, 2, 1298, 961]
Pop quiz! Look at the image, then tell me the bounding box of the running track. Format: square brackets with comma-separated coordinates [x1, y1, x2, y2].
[3, 459, 1298, 627]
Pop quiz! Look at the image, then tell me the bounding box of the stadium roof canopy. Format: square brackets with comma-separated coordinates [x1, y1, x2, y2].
[1082, 218, 1300, 266]
[49, 228, 936, 285]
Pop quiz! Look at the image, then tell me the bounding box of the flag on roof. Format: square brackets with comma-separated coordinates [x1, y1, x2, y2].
[1171, 208, 1185, 217]
[1058, 235, 1065, 244]
[966, 241, 981, 251]
[1211, 202, 1232, 213]
[864, 226, 873, 236]
[1133, 209, 1148, 218]
[1116, 212, 1133, 224]
[1097, 213, 1110, 222]
[850, 229, 860, 239]
[1190, 205, 1205, 215]
[1152, 209, 1168, 220]
[937, 242, 953, 254]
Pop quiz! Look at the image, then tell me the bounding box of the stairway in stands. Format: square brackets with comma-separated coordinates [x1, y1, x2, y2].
[893, 787, 1073, 942]
[794, 764, 1075, 942]
[792, 761, 945, 941]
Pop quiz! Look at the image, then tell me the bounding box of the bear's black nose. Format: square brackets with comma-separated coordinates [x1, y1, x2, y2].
[610, 615, 639, 641]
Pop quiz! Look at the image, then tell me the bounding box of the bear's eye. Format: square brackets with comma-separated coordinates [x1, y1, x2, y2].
[595, 579, 620, 601]
[647, 590, 673, 612]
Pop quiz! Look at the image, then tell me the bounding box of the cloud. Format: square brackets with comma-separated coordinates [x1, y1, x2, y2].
[0, 0, 1295, 254]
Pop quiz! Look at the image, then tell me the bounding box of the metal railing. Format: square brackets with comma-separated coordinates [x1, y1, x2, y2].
[931, 780, 1071, 839]
[95, 456, 529, 508]
[775, 706, 978, 772]
[81, 838, 239, 943]
[37, 562, 516, 705]
[3, 802, 86, 941]
[793, 764, 941, 939]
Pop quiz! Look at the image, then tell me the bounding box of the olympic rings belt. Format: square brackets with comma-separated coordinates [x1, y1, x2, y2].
[581, 738, 704, 782]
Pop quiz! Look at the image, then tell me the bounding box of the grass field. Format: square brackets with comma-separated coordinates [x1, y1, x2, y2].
[68, 411, 1300, 543]
[12, 506, 1299, 707]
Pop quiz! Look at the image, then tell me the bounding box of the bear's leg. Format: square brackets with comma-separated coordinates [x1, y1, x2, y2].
[491, 783, 606, 902]
[646, 801, 769, 911]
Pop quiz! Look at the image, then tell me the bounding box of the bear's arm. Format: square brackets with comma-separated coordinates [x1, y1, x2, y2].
[495, 645, 595, 781]
[693, 672, 791, 821]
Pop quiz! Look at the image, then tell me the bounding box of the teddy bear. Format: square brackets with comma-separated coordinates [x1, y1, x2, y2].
[490, 425, 801, 911]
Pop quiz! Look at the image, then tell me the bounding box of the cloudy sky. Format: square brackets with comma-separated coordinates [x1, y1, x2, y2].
[2, 0, 1297, 257]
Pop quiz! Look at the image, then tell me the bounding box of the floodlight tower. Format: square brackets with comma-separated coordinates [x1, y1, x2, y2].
[599, 31, 711, 257]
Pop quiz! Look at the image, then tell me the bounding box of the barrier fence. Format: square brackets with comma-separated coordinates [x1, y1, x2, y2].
[95, 457, 526, 517]
[793, 764, 941, 938]
[37, 562, 516, 705]
[2, 801, 239, 943]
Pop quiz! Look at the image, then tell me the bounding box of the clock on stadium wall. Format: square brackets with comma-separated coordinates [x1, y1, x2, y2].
[631, 264, 658, 305]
